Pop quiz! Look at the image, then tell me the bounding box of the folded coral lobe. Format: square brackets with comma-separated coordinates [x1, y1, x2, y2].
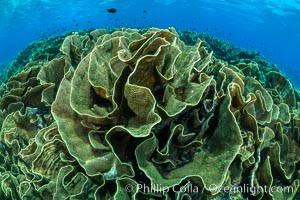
[0, 28, 299, 200]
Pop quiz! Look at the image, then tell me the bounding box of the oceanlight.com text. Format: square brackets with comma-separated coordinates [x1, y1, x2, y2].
[208, 183, 294, 196]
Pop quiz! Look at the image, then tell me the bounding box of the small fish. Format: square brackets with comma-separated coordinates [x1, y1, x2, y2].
[107, 8, 117, 13]
[1, 142, 7, 153]
[29, 108, 38, 114]
[37, 124, 43, 131]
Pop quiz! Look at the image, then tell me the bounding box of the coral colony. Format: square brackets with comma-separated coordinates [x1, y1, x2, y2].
[0, 28, 299, 199]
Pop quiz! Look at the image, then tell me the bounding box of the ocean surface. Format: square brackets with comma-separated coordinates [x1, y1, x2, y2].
[0, 0, 300, 88]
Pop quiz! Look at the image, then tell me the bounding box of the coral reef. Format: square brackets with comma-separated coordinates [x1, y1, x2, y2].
[0, 28, 299, 200]
[0, 34, 66, 84]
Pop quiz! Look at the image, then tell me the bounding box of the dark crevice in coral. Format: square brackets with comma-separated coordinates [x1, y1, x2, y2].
[113, 65, 136, 121]
[151, 68, 167, 102]
[239, 169, 252, 196]
[69, 46, 81, 68]
[126, 137, 152, 185]
[201, 98, 221, 141]
[154, 124, 172, 151]
[152, 83, 166, 102]
[120, 99, 136, 121]
[94, 181, 117, 199]
[293, 161, 300, 180]
[90, 87, 112, 109]
[229, 157, 243, 183]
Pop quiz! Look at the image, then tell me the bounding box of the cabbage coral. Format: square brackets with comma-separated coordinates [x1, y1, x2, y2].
[0, 28, 299, 200]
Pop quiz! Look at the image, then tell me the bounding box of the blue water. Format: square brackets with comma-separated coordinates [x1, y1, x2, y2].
[0, 0, 300, 88]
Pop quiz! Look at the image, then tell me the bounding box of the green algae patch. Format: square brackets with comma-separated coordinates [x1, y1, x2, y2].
[0, 28, 299, 200]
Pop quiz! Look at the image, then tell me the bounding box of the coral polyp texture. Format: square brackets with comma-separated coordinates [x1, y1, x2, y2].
[0, 28, 299, 200]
